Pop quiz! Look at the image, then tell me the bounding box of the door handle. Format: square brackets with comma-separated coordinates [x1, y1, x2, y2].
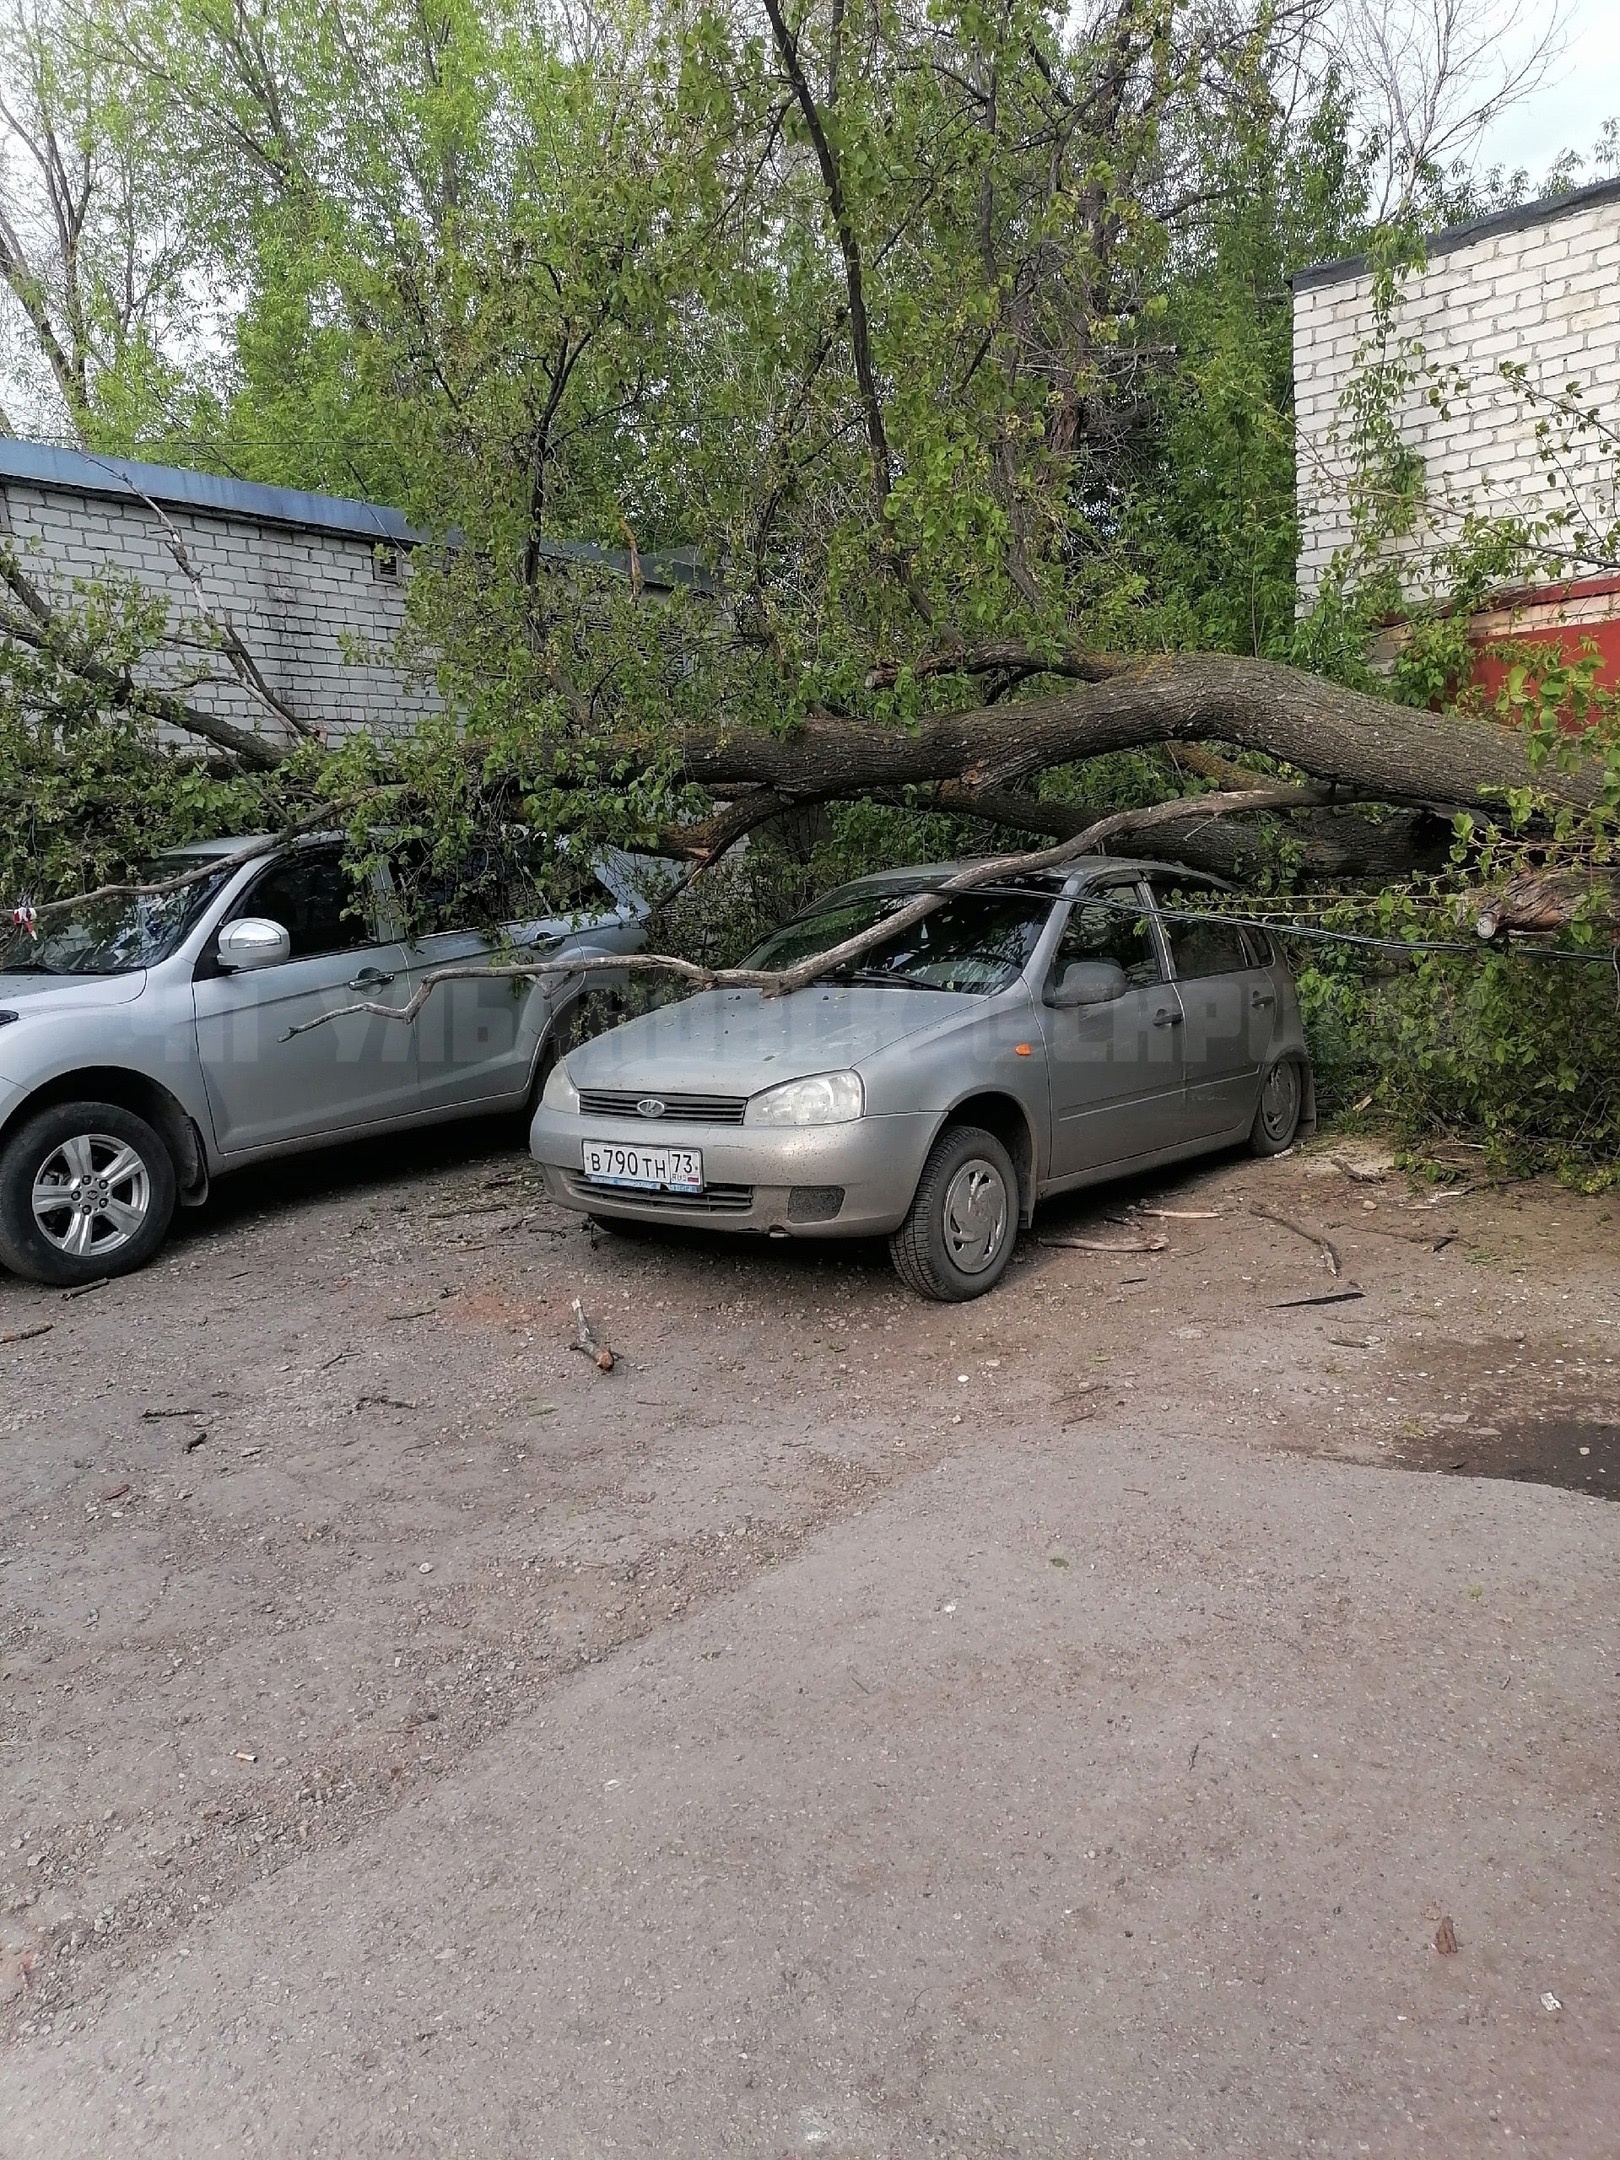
[1251, 990, 1276, 1009]
[348, 966, 396, 990]
[1153, 1008, 1183, 1028]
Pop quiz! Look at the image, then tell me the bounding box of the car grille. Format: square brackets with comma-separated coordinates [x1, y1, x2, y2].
[577, 1088, 748, 1125]
[563, 1172, 755, 1214]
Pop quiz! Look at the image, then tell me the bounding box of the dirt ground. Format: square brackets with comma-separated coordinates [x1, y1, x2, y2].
[1, 1120, 1617, 2158]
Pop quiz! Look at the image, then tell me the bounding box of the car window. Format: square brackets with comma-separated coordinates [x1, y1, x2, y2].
[1, 861, 233, 977]
[389, 836, 621, 933]
[1052, 890, 1162, 988]
[1155, 886, 1251, 981]
[237, 850, 374, 959]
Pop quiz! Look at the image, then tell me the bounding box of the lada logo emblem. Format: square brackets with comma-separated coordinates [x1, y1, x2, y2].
[636, 1097, 666, 1118]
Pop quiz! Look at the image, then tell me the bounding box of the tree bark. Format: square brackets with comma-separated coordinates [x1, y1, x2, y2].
[912, 783, 1456, 883]
[670, 655, 1599, 815]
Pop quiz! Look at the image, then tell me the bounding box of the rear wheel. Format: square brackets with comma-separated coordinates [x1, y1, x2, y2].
[0, 1101, 176, 1286]
[1249, 1058, 1303, 1156]
[890, 1124, 1017, 1302]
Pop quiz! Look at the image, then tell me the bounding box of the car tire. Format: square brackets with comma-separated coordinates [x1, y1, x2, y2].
[1249, 1058, 1304, 1156]
[0, 1101, 177, 1287]
[889, 1124, 1018, 1302]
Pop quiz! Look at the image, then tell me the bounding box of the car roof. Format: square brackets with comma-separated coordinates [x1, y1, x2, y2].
[156, 835, 281, 861]
[825, 855, 1231, 902]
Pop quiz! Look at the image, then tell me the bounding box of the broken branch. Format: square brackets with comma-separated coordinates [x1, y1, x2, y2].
[1250, 1201, 1342, 1277]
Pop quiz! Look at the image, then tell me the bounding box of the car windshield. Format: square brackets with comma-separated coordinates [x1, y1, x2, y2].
[1, 860, 233, 977]
[744, 887, 1053, 995]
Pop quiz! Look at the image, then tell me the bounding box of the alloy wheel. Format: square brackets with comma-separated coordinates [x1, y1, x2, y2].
[31, 1132, 153, 1259]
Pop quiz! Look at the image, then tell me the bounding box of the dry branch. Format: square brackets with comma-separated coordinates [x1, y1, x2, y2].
[1250, 1201, 1343, 1277]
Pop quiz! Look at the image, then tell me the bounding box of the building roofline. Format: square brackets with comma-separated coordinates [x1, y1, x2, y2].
[0, 437, 715, 593]
[1289, 173, 1620, 294]
[0, 438, 416, 545]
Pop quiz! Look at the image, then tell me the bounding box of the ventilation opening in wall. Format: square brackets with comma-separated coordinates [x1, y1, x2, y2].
[372, 543, 402, 581]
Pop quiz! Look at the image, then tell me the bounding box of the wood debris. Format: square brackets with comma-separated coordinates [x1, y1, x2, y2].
[571, 1297, 616, 1373]
[1250, 1201, 1342, 1276]
[1039, 1234, 1168, 1255]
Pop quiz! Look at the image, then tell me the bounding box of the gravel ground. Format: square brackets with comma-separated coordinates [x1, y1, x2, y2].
[0, 1123, 1616, 2157]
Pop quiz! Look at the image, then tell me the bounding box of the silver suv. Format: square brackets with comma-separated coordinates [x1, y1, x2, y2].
[0, 836, 657, 1285]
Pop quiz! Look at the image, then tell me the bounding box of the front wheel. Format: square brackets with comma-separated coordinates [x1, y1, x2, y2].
[1249, 1058, 1304, 1156]
[0, 1101, 177, 1286]
[889, 1124, 1017, 1302]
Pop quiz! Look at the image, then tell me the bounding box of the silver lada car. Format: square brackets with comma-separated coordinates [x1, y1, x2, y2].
[0, 836, 657, 1285]
[529, 858, 1315, 1300]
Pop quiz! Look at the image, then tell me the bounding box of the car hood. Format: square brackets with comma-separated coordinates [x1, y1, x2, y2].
[566, 983, 986, 1097]
[0, 969, 147, 1011]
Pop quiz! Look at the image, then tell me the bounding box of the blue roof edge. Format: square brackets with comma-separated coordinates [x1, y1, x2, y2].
[0, 437, 715, 593]
[0, 438, 417, 544]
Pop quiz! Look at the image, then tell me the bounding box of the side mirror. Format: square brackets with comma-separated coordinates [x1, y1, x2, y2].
[1044, 959, 1128, 1009]
[217, 916, 291, 972]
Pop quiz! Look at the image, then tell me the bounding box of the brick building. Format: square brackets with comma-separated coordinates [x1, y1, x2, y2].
[0, 438, 439, 746]
[0, 440, 708, 752]
[1291, 177, 1620, 695]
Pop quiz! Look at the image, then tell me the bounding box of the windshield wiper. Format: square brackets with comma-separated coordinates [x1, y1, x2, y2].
[834, 967, 954, 992]
[0, 957, 60, 975]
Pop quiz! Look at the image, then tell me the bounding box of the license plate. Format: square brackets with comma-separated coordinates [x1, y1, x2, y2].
[582, 1139, 704, 1194]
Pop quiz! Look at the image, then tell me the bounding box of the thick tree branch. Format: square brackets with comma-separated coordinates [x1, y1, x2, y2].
[667, 653, 1601, 816]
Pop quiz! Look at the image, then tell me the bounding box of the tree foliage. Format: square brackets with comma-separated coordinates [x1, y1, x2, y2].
[0, 0, 1617, 1173]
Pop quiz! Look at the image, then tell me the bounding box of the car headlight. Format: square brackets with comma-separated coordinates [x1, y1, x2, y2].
[542, 1058, 580, 1113]
[745, 1070, 864, 1126]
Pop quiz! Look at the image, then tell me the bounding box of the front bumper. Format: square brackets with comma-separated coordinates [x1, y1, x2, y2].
[528, 1106, 937, 1236]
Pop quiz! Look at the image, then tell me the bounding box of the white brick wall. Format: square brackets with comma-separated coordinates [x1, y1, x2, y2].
[0, 479, 439, 745]
[1293, 189, 1620, 607]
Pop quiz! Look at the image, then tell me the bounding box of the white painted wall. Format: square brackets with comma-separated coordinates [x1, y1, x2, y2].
[1293, 187, 1620, 606]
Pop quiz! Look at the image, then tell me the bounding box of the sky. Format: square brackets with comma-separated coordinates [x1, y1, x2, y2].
[1473, 0, 1620, 178]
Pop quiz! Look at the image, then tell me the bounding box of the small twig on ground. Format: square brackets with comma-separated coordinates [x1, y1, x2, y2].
[1397, 1186, 1477, 1209]
[571, 1297, 616, 1373]
[62, 1277, 109, 1299]
[1039, 1234, 1168, 1255]
[1138, 1207, 1221, 1220]
[1250, 1201, 1341, 1276]
[141, 1404, 203, 1420]
[1, 1321, 53, 1344]
[1277, 1287, 1365, 1308]
[1335, 1218, 1458, 1252]
[386, 1305, 442, 1322]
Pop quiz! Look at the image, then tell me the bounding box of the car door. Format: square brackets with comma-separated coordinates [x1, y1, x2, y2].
[1036, 881, 1187, 1179]
[192, 846, 418, 1154]
[1150, 880, 1268, 1140]
[409, 861, 644, 1114]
